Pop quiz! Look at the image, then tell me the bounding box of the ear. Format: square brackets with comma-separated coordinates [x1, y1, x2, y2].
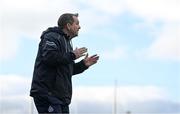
[67, 23, 71, 30]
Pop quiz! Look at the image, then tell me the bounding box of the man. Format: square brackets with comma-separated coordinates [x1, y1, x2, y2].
[30, 13, 99, 113]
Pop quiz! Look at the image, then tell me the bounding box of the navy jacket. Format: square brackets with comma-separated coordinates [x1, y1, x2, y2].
[30, 27, 88, 104]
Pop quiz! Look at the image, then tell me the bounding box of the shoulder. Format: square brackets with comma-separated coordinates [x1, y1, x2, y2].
[44, 32, 61, 40]
[41, 26, 64, 41]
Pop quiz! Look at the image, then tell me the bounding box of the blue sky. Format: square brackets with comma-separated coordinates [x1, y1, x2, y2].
[0, 0, 180, 113]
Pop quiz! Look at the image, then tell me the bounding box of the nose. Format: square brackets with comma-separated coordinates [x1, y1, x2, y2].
[79, 25, 81, 29]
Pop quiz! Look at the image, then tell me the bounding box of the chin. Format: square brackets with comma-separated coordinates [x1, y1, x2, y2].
[75, 32, 78, 36]
[71, 34, 78, 38]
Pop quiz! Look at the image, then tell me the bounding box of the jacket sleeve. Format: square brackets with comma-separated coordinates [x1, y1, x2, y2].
[40, 33, 76, 66]
[73, 60, 89, 75]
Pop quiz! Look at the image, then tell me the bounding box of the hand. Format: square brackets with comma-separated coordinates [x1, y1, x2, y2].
[83, 53, 99, 67]
[73, 47, 87, 59]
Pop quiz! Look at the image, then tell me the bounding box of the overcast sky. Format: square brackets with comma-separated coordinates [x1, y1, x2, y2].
[0, 0, 180, 114]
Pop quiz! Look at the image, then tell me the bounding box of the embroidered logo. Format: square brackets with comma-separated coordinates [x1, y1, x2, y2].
[48, 105, 54, 112]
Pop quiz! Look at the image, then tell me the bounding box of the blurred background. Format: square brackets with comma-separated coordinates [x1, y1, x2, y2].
[0, 0, 180, 114]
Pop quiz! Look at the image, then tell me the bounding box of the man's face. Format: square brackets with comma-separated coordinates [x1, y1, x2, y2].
[68, 16, 81, 38]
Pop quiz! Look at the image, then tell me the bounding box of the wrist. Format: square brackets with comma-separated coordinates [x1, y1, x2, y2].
[70, 51, 76, 60]
[82, 60, 89, 69]
[83, 59, 90, 67]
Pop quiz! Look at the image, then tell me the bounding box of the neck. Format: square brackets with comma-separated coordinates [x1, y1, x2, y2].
[62, 28, 72, 39]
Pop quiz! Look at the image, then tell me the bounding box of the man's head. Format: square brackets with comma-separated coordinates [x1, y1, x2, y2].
[58, 13, 81, 39]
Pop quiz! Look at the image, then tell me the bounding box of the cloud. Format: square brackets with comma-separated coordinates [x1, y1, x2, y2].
[147, 24, 180, 61]
[78, 0, 126, 16]
[136, 24, 180, 61]
[126, 0, 180, 22]
[72, 86, 169, 105]
[126, 0, 180, 61]
[0, 0, 116, 61]
[1, 0, 77, 12]
[0, 0, 179, 62]
[0, 0, 78, 62]
[0, 33, 20, 61]
[79, 0, 179, 23]
[0, 74, 31, 96]
[83, 0, 180, 62]
[100, 47, 128, 61]
[72, 86, 180, 113]
[0, 75, 33, 114]
[1, 75, 179, 113]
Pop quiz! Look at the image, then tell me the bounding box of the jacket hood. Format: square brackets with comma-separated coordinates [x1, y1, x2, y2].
[40, 26, 69, 39]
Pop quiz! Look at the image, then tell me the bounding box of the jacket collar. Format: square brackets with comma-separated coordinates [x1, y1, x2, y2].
[41, 26, 70, 40]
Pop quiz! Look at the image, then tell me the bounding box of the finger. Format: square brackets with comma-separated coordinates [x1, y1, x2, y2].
[91, 58, 99, 62]
[80, 54, 86, 57]
[81, 49, 87, 53]
[94, 56, 99, 60]
[79, 48, 87, 54]
[79, 47, 87, 51]
[83, 48, 88, 53]
[84, 53, 88, 59]
[90, 59, 98, 65]
[89, 54, 98, 58]
[91, 56, 99, 61]
[81, 47, 87, 49]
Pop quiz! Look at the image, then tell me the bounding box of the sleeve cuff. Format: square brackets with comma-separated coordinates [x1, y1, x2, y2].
[80, 60, 89, 70]
[70, 51, 76, 60]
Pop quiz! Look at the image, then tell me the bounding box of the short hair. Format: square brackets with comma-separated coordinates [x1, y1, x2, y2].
[58, 13, 78, 29]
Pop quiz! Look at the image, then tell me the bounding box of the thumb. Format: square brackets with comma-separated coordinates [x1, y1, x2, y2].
[84, 53, 88, 59]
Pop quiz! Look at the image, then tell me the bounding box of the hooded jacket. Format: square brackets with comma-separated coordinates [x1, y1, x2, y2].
[30, 27, 88, 105]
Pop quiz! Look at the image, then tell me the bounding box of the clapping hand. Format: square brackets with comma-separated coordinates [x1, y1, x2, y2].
[73, 47, 99, 67]
[83, 53, 99, 67]
[73, 47, 87, 59]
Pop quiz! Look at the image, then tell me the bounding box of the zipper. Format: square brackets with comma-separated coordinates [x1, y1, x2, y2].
[63, 36, 68, 52]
